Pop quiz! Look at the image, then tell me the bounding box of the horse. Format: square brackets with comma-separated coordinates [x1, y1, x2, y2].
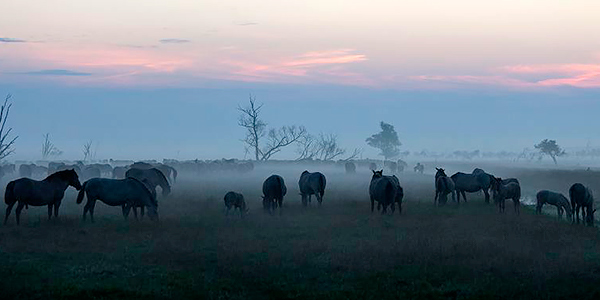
[81, 166, 101, 181]
[369, 170, 399, 215]
[4, 169, 82, 225]
[76, 177, 158, 223]
[112, 166, 128, 179]
[384, 160, 398, 174]
[224, 191, 248, 217]
[345, 162, 356, 174]
[536, 190, 572, 221]
[414, 163, 424, 174]
[434, 168, 456, 206]
[126, 167, 171, 218]
[569, 183, 595, 226]
[369, 162, 377, 171]
[490, 177, 521, 214]
[298, 171, 326, 207]
[397, 159, 408, 172]
[262, 175, 287, 215]
[450, 169, 493, 203]
[18, 164, 33, 178]
[490, 177, 519, 199]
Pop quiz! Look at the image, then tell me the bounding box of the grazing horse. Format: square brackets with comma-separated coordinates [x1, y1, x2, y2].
[414, 163, 424, 174]
[569, 183, 595, 226]
[345, 162, 356, 174]
[384, 160, 398, 174]
[18, 164, 33, 178]
[491, 177, 521, 214]
[451, 169, 493, 203]
[536, 190, 572, 221]
[4, 169, 82, 225]
[224, 191, 248, 217]
[262, 175, 287, 215]
[126, 167, 171, 218]
[397, 159, 408, 172]
[434, 168, 456, 206]
[298, 171, 326, 206]
[369, 170, 399, 214]
[76, 177, 158, 223]
[112, 166, 128, 179]
[81, 166, 101, 181]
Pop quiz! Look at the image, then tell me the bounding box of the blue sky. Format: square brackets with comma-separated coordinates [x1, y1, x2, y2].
[1, 0, 599, 161]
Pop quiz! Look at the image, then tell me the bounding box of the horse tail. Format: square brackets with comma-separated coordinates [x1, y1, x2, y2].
[4, 180, 16, 206]
[385, 180, 396, 205]
[76, 181, 88, 204]
[318, 173, 326, 197]
[171, 167, 177, 183]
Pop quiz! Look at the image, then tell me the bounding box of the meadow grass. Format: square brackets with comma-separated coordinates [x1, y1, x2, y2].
[1, 166, 600, 299]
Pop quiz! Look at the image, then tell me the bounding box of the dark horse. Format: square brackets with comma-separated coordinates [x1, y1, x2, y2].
[262, 175, 287, 215]
[451, 168, 493, 203]
[490, 177, 521, 214]
[4, 169, 82, 225]
[76, 177, 158, 222]
[434, 168, 456, 206]
[369, 170, 400, 215]
[298, 171, 326, 206]
[125, 167, 171, 218]
[569, 183, 595, 226]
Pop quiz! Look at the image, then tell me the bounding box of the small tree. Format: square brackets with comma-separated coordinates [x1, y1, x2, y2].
[366, 121, 401, 160]
[534, 139, 565, 165]
[41, 133, 62, 159]
[0, 94, 18, 161]
[83, 140, 94, 162]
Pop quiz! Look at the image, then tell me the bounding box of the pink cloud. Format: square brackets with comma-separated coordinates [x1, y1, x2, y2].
[219, 49, 371, 86]
[410, 63, 600, 89]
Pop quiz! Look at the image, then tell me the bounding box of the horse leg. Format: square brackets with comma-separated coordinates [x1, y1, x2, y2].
[47, 204, 53, 221]
[278, 198, 283, 215]
[132, 205, 139, 220]
[15, 202, 25, 225]
[461, 191, 467, 202]
[140, 206, 145, 219]
[484, 189, 490, 204]
[122, 204, 132, 220]
[54, 201, 61, 219]
[434, 191, 439, 206]
[390, 201, 395, 215]
[576, 204, 581, 224]
[557, 206, 562, 219]
[515, 198, 520, 215]
[4, 202, 15, 225]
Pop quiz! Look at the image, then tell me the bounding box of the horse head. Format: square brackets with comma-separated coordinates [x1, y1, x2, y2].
[67, 169, 83, 190]
[435, 168, 446, 178]
[587, 208, 596, 226]
[372, 170, 383, 178]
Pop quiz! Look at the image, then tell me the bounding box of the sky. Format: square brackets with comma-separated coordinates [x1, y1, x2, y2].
[0, 0, 599, 161]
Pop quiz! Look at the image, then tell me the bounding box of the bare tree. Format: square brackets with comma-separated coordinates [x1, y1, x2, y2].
[0, 94, 18, 161]
[238, 95, 307, 161]
[83, 140, 93, 162]
[295, 133, 350, 161]
[41, 133, 62, 159]
[238, 95, 266, 160]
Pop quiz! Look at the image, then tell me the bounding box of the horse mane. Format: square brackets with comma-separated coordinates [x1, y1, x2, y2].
[44, 169, 74, 182]
[128, 177, 157, 205]
[150, 168, 171, 189]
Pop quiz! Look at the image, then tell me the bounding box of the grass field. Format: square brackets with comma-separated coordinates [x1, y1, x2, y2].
[1, 163, 600, 299]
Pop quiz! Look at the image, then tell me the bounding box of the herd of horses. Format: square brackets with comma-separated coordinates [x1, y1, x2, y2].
[434, 167, 596, 226]
[0, 160, 596, 226]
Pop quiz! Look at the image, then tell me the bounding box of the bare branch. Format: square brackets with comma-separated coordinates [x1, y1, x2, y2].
[0, 94, 17, 161]
[261, 125, 307, 161]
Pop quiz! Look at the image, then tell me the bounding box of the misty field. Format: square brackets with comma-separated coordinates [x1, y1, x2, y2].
[1, 163, 600, 299]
